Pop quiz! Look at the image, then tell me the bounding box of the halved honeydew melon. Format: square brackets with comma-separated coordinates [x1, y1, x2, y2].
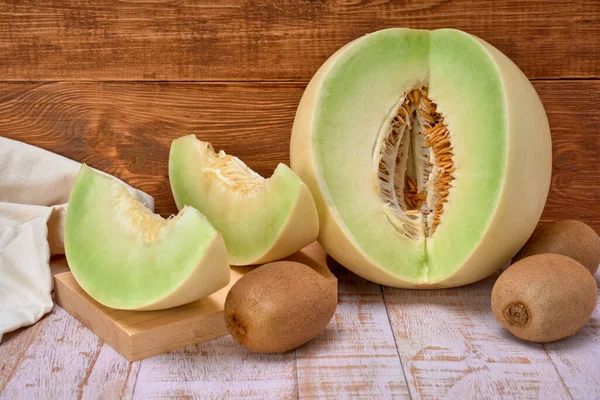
[291, 28, 552, 288]
[169, 135, 319, 265]
[65, 165, 230, 310]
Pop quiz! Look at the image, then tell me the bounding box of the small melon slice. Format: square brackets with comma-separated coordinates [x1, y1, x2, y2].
[291, 28, 552, 288]
[169, 135, 319, 265]
[65, 165, 230, 310]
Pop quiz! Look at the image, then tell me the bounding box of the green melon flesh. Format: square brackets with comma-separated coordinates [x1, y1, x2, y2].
[65, 165, 230, 310]
[290, 28, 552, 288]
[169, 135, 319, 266]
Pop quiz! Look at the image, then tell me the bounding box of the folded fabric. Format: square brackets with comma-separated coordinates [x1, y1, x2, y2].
[0, 137, 154, 342]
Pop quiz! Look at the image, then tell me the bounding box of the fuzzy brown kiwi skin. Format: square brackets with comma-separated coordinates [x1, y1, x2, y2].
[491, 254, 597, 342]
[513, 220, 600, 275]
[223, 261, 337, 353]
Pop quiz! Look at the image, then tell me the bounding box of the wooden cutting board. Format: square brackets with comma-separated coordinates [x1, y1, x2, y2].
[52, 242, 337, 361]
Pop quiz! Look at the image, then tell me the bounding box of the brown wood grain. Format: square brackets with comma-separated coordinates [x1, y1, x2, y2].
[0, 0, 597, 81]
[537, 81, 600, 229]
[0, 81, 598, 230]
[0, 81, 303, 219]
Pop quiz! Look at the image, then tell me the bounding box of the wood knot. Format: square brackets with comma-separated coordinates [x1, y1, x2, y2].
[503, 302, 530, 326]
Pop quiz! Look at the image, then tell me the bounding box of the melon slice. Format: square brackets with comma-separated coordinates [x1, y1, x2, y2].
[169, 135, 319, 266]
[291, 28, 552, 288]
[65, 165, 230, 310]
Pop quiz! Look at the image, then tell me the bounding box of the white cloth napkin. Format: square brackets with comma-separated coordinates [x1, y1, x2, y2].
[0, 137, 154, 342]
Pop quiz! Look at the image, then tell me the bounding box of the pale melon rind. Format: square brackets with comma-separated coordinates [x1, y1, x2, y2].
[65, 165, 230, 310]
[169, 135, 319, 265]
[290, 28, 551, 288]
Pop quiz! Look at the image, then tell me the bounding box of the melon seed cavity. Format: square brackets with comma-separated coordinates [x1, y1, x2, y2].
[375, 86, 455, 240]
[200, 143, 266, 196]
[111, 181, 173, 243]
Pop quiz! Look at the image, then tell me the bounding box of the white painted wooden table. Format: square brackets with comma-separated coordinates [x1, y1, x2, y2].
[1, 265, 599, 399]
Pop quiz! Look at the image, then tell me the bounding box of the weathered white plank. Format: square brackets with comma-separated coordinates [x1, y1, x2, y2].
[0, 306, 137, 400]
[80, 345, 141, 400]
[296, 268, 410, 399]
[0, 252, 69, 392]
[0, 306, 102, 399]
[542, 275, 600, 400]
[383, 274, 572, 399]
[0, 320, 42, 393]
[131, 336, 296, 399]
[3, 271, 599, 399]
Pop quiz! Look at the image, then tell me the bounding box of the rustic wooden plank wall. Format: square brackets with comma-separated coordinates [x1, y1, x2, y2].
[0, 1, 598, 80]
[0, 1, 598, 229]
[1, 81, 598, 228]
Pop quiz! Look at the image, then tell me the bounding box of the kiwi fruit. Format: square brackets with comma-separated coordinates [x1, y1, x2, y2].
[224, 261, 337, 353]
[513, 220, 600, 275]
[491, 254, 597, 342]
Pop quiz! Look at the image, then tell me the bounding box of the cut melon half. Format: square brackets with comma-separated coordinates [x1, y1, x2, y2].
[65, 165, 230, 310]
[291, 28, 552, 288]
[169, 135, 319, 265]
